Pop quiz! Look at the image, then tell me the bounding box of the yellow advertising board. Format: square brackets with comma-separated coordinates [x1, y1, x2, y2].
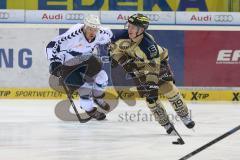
[0, 88, 240, 102]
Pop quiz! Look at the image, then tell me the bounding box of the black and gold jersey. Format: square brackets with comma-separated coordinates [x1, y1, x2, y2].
[111, 30, 168, 66]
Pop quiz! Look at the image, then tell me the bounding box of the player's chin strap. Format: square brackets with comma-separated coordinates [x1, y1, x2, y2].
[133, 27, 145, 39]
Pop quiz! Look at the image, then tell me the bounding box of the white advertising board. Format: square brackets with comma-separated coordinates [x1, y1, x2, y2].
[0, 28, 59, 87]
[0, 9, 24, 23]
[25, 10, 100, 24]
[176, 12, 240, 25]
[101, 11, 175, 25]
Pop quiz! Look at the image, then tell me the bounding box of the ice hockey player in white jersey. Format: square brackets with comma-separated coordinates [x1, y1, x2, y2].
[46, 15, 113, 121]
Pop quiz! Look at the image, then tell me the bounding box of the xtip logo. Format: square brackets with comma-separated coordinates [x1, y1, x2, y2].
[232, 92, 240, 101]
[216, 50, 240, 64]
[191, 92, 209, 101]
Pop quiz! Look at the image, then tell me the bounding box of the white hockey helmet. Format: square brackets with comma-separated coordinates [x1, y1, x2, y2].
[84, 14, 101, 29]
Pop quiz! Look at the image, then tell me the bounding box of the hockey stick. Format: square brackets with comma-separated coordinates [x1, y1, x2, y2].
[171, 123, 185, 145]
[61, 77, 92, 123]
[179, 125, 240, 160]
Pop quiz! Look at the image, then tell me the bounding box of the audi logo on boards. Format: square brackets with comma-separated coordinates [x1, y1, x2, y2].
[214, 15, 233, 22]
[144, 14, 162, 21]
[65, 13, 84, 21]
[0, 12, 9, 19]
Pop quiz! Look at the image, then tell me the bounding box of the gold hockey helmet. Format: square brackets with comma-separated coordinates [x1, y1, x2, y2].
[128, 13, 150, 29]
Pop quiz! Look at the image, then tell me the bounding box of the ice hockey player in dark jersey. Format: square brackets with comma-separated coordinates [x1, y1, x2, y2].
[110, 13, 195, 134]
[46, 15, 112, 121]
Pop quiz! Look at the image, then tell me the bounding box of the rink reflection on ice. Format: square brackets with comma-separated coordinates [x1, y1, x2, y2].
[0, 100, 240, 160]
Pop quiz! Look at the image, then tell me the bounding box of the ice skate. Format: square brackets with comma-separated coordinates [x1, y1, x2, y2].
[180, 115, 195, 129]
[86, 107, 106, 120]
[94, 98, 110, 111]
[163, 123, 176, 135]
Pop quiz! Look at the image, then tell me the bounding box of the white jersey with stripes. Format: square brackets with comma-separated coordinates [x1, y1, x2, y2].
[46, 23, 113, 64]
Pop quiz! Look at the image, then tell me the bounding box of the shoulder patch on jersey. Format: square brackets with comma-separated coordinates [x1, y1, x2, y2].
[139, 32, 159, 60]
[148, 45, 158, 58]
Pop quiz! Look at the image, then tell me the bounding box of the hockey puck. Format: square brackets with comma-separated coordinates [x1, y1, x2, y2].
[172, 138, 185, 145]
[172, 141, 180, 144]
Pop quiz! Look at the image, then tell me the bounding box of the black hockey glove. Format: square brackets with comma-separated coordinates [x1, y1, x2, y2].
[110, 53, 131, 69]
[49, 62, 62, 77]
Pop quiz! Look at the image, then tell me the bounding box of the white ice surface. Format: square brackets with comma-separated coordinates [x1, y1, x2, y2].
[0, 99, 240, 160]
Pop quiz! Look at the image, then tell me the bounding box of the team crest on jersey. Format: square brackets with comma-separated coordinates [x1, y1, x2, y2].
[119, 40, 131, 50]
